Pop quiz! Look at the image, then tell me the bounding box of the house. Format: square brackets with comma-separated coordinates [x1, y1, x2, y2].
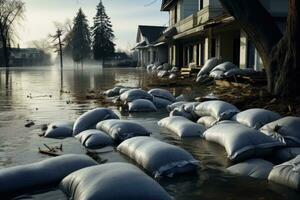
[134, 25, 167, 67]
[143, 0, 288, 71]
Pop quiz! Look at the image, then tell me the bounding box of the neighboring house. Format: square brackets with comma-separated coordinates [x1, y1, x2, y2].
[134, 25, 167, 67]
[142, 0, 288, 71]
[8, 48, 51, 67]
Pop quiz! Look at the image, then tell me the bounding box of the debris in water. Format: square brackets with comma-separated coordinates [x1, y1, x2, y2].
[25, 121, 35, 128]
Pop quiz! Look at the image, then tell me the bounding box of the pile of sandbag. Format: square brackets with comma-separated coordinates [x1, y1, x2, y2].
[117, 137, 198, 177]
[196, 57, 220, 83]
[209, 62, 238, 80]
[60, 162, 172, 200]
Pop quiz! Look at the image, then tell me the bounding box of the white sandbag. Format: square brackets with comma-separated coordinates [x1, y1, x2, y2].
[197, 116, 217, 128]
[119, 88, 130, 95]
[227, 159, 274, 179]
[75, 129, 114, 149]
[268, 155, 300, 191]
[260, 117, 300, 146]
[120, 89, 153, 102]
[183, 102, 200, 113]
[197, 57, 220, 77]
[170, 67, 179, 72]
[194, 100, 240, 121]
[153, 97, 173, 109]
[211, 62, 238, 73]
[157, 70, 169, 78]
[147, 64, 154, 71]
[0, 154, 97, 196]
[209, 70, 225, 79]
[158, 116, 205, 137]
[148, 88, 176, 102]
[167, 101, 187, 112]
[60, 163, 172, 200]
[203, 121, 284, 162]
[169, 73, 177, 80]
[96, 119, 151, 141]
[274, 147, 300, 163]
[128, 99, 157, 112]
[44, 121, 73, 138]
[232, 108, 281, 129]
[117, 137, 198, 177]
[73, 108, 119, 135]
[169, 107, 196, 121]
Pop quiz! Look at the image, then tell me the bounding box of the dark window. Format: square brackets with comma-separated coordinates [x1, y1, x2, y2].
[233, 38, 240, 66]
[174, 5, 178, 23]
[196, 45, 200, 66]
[199, 0, 204, 10]
[200, 42, 205, 65]
[189, 46, 193, 63]
[247, 40, 255, 68]
[211, 38, 216, 57]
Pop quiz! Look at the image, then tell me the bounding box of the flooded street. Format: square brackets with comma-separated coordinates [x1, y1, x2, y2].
[0, 66, 299, 200]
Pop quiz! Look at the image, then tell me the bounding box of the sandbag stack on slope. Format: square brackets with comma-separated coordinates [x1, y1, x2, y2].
[158, 116, 206, 138]
[232, 108, 281, 129]
[196, 57, 220, 82]
[60, 163, 172, 200]
[194, 100, 240, 121]
[44, 121, 74, 139]
[268, 155, 300, 191]
[0, 154, 97, 197]
[117, 137, 198, 177]
[120, 89, 153, 102]
[73, 108, 119, 135]
[227, 159, 274, 179]
[209, 62, 238, 80]
[96, 119, 151, 142]
[260, 117, 300, 147]
[75, 129, 114, 149]
[128, 99, 157, 112]
[203, 121, 284, 162]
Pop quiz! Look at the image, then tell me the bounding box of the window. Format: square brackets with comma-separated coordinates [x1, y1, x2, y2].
[199, 0, 204, 10]
[211, 38, 216, 57]
[174, 5, 178, 24]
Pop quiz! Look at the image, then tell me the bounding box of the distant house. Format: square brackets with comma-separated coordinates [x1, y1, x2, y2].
[135, 0, 288, 71]
[134, 25, 167, 67]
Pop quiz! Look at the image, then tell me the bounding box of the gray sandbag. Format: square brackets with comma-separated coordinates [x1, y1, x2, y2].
[73, 108, 119, 135]
[232, 108, 281, 129]
[44, 121, 73, 138]
[197, 57, 220, 77]
[197, 116, 217, 128]
[0, 154, 97, 196]
[96, 119, 151, 141]
[227, 159, 274, 179]
[209, 70, 225, 79]
[103, 87, 122, 97]
[183, 102, 200, 113]
[224, 68, 248, 77]
[268, 155, 300, 191]
[274, 147, 300, 163]
[157, 65, 164, 71]
[175, 95, 188, 102]
[128, 99, 157, 112]
[75, 129, 114, 149]
[153, 97, 173, 109]
[194, 100, 240, 121]
[148, 88, 175, 102]
[60, 162, 172, 200]
[170, 67, 179, 72]
[162, 63, 172, 71]
[169, 73, 177, 80]
[167, 101, 187, 112]
[158, 116, 205, 137]
[169, 107, 197, 121]
[120, 89, 153, 102]
[119, 88, 130, 95]
[203, 121, 284, 162]
[260, 117, 300, 146]
[157, 70, 169, 78]
[211, 61, 238, 73]
[117, 137, 198, 177]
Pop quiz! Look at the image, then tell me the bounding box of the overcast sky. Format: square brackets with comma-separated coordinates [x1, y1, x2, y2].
[17, 0, 168, 51]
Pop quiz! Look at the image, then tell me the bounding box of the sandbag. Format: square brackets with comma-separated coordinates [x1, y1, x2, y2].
[128, 99, 157, 112]
[211, 62, 238, 73]
[75, 129, 114, 149]
[158, 116, 205, 137]
[60, 162, 172, 200]
[169, 107, 197, 121]
[96, 119, 151, 141]
[148, 88, 175, 102]
[103, 87, 122, 97]
[117, 137, 198, 177]
[194, 100, 240, 121]
[169, 73, 177, 80]
[260, 117, 300, 146]
[73, 108, 119, 135]
[44, 121, 73, 138]
[153, 97, 173, 109]
[268, 155, 300, 191]
[197, 57, 220, 77]
[197, 116, 217, 128]
[183, 102, 200, 113]
[162, 63, 172, 71]
[170, 67, 179, 72]
[224, 68, 248, 77]
[203, 121, 284, 162]
[120, 89, 153, 102]
[209, 70, 225, 79]
[0, 154, 97, 197]
[157, 70, 169, 78]
[167, 101, 187, 112]
[274, 147, 300, 163]
[227, 159, 274, 179]
[232, 108, 281, 129]
[119, 88, 130, 95]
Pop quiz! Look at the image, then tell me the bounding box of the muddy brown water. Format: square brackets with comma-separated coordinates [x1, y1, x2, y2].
[0, 66, 299, 200]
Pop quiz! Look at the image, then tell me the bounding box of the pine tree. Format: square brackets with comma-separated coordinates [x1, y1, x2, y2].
[71, 8, 91, 65]
[92, 0, 115, 65]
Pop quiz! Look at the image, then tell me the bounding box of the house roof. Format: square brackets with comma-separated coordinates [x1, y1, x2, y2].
[137, 25, 167, 44]
[161, 0, 178, 11]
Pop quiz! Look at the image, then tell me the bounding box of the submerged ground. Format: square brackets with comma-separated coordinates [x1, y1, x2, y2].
[0, 66, 299, 200]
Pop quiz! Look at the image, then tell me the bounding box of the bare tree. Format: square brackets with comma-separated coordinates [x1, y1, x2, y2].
[0, 0, 24, 67]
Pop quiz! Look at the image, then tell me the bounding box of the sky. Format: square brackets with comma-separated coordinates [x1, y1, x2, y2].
[17, 0, 168, 51]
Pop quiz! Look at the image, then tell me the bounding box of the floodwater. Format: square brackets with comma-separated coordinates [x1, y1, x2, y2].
[0, 66, 299, 200]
